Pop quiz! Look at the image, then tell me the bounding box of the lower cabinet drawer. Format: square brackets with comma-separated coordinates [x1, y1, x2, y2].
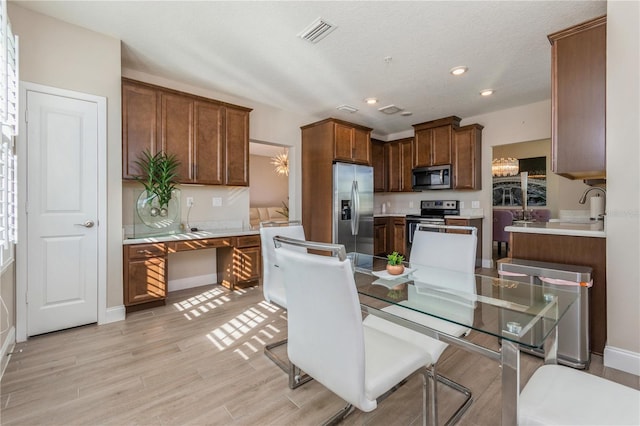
[236, 235, 261, 248]
[127, 243, 166, 260]
[168, 237, 232, 252]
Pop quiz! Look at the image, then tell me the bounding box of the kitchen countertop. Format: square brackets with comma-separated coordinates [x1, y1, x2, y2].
[505, 221, 606, 238]
[123, 227, 259, 245]
[445, 214, 484, 219]
[374, 213, 410, 217]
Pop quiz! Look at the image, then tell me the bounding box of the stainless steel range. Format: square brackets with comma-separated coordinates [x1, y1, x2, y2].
[405, 200, 459, 258]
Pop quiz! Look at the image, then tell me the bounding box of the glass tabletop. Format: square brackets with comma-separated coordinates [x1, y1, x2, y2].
[349, 253, 579, 349]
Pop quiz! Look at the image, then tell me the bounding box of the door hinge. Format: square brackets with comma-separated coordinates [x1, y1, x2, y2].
[24, 109, 28, 123]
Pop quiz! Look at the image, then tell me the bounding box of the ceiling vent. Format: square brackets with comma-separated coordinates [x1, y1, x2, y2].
[336, 104, 358, 113]
[378, 104, 403, 115]
[298, 18, 337, 43]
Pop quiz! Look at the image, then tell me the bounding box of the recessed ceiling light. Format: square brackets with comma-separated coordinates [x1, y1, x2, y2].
[364, 98, 378, 105]
[480, 89, 494, 96]
[450, 66, 468, 76]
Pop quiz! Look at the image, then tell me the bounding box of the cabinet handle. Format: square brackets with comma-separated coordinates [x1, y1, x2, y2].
[137, 249, 151, 255]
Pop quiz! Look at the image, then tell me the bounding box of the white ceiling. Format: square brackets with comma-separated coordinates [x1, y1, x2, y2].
[16, 1, 606, 137]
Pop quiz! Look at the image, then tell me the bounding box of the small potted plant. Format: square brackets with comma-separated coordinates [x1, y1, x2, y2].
[386, 251, 405, 275]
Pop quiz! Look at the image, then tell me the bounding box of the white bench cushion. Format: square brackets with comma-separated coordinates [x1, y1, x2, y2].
[519, 364, 640, 425]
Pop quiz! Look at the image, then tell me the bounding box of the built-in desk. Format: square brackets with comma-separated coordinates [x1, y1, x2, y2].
[123, 229, 261, 312]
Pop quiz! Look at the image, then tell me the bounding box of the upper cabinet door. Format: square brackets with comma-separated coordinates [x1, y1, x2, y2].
[122, 81, 159, 179]
[224, 106, 250, 186]
[352, 128, 371, 164]
[333, 121, 371, 165]
[371, 139, 386, 192]
[194, 101, 224, 185]
[412, 117, 460, 168]
[431, 125, 453, 166]
[452, 124, 483, 190]
[549, 16, 606, 179]
[160, 92, 194, 183]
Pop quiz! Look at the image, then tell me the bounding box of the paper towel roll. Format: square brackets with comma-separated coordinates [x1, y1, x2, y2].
[590, 196, 604, 219]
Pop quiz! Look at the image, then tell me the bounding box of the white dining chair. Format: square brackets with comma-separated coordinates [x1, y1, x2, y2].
[273, 235, 434, 425]
[363, 225, 477, 425]
[259, 221, 311, 388]
[519, 364, 640, 425]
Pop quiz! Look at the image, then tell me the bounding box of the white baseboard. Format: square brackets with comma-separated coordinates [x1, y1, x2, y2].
[102, 305, 126, 324]
[0, 326, 16, 380]
[168, 274, 217, 292]
[604, 345, 640, 376]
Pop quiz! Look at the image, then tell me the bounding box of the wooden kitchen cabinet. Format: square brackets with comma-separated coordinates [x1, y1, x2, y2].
[385, 138, 414, 192]
[333, 121, 371, 165]
[217, 235, 262, 290]
[160, 92, 194, 182]
[301, 118, 373, 244]
[390, 217, 406, 255]
[452, 124, 483, 190]
[122, 78, 251, 186]
[413, 116, 460, 168]
[123, 243, 167, 310]
[122, 81, 160, 179]
[374, 217, 389, 256]
[548, 16, 606, 180]
[445, 217, 483, 267]
[223, 105, 251, 186]
[372, 139, 387, 192]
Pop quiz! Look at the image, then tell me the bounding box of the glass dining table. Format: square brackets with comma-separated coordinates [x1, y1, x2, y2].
[348, 253, 579, 425]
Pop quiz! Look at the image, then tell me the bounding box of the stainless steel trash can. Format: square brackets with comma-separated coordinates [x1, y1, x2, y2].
[497, 258, 592, 369]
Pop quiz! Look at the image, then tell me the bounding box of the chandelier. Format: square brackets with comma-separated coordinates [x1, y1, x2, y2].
[492, 157, 519, 177]
[271, 150, 289, 176]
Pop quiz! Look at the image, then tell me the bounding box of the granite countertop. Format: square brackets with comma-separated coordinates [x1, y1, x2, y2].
[123, 227, 259, 245]
[374, 213, 410, 217]
[505, 221, 606, 238]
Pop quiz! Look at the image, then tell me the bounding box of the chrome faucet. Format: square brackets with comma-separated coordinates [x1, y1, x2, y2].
[578, 186, 606, 204]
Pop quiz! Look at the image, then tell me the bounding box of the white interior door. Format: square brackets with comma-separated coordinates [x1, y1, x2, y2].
[26, 90, 99, 336]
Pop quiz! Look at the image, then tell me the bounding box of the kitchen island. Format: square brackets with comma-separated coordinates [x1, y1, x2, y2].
[505, 221, 606, 354]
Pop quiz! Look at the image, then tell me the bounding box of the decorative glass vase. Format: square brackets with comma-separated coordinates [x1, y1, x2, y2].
[133, 188, 181, 238]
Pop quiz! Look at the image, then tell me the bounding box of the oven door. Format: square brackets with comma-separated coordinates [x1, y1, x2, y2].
[406, 218, 445, 259]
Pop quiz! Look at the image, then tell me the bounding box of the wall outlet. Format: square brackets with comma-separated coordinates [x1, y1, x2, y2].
[186, 197, 194, 207]
[472, 200, 480, 209]
[409, 201, 414, 209]
[459, 201, 465, 209]
[212, 197, 223, 207]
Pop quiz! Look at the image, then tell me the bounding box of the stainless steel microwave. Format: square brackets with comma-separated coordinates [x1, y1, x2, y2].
[412, 164, 452, 190]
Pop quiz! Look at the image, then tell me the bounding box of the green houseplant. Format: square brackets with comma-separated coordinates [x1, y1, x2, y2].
[386, 251, 405, 275]
[135, 150, 180, 217]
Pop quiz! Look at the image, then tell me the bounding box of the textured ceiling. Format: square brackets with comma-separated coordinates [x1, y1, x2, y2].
[16, 1, 606, 137]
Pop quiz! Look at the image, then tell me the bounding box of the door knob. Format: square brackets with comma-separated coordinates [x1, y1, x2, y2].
[75, 220, 95, 228]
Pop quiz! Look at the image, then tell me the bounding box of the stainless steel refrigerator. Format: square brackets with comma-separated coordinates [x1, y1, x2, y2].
[333, 162, 374, 255]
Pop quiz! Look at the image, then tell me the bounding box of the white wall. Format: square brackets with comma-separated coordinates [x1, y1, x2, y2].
[604, 0, 640, 374]
[9, 4, 123, 308]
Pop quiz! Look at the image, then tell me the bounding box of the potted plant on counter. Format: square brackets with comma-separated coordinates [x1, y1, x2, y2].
[135, 150, 180, 217]
[386, 251, 405, 275]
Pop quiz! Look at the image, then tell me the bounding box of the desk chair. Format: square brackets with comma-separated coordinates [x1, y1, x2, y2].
[273, 236, 434, 425]
[259, 221, 311, 389]
[363, 225, 477, 425]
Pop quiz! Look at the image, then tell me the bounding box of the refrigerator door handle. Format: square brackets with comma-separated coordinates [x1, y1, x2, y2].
[352, 180, 360, 236]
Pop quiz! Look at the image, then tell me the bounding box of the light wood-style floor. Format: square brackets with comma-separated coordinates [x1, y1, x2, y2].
[1, 283, 638, 425]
